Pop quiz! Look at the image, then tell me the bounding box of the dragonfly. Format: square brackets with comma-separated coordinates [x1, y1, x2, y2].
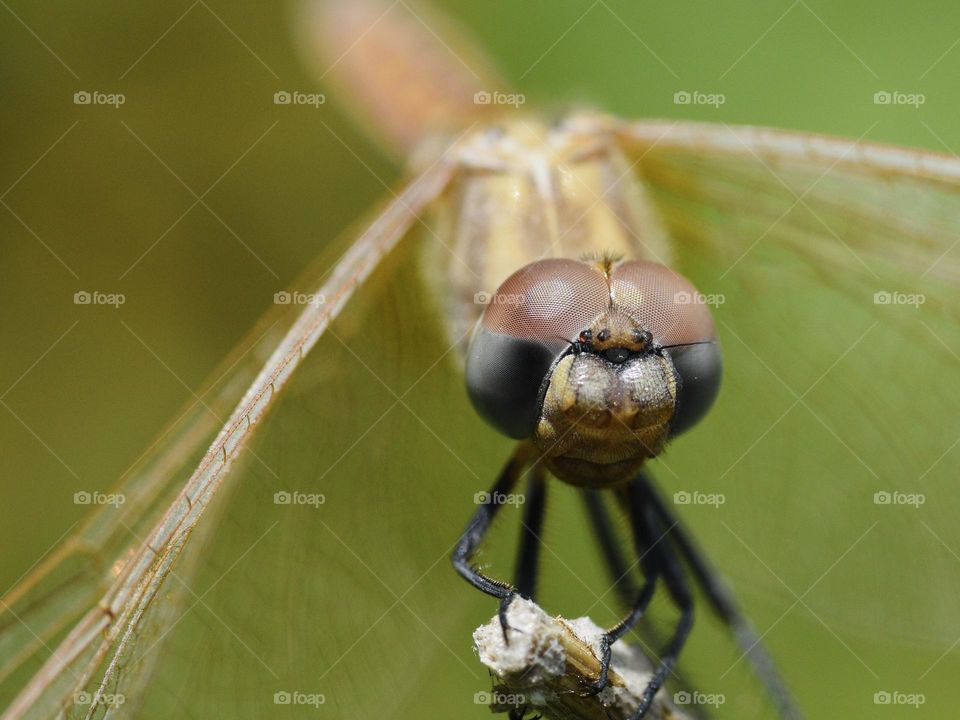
[3, 0, 960, 718]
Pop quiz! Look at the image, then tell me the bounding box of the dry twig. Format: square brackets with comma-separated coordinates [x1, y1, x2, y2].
[473, 598, 691, 720]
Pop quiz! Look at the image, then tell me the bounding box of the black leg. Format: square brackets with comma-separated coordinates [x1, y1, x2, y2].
[514, 470, 547, 601]
[452, 445, 530, 639]
[581, 486, 663, 697]
[627, 479, 694, 718]
[582, 489, 638, 606]
[637, 472, 802, 720]
[583, 489, 687, 699]
[585, 575, 658, 697]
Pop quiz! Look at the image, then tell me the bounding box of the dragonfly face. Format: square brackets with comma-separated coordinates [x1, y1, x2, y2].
[466, 256, 721, 487]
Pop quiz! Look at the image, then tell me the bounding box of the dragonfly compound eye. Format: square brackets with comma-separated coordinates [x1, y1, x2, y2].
[466, 259, 611, 439]
[609, 260, 722, 437]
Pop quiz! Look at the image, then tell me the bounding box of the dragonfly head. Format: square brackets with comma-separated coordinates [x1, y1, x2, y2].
[466, 258, 722, 487]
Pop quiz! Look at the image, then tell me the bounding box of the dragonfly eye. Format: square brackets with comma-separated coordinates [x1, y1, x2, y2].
[466, 259, 611, 439]
[607, 260, 722, 436]
[663, 342, 722, 435]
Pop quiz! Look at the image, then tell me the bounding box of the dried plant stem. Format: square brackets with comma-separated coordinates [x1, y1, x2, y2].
[473, 597, 691, 720]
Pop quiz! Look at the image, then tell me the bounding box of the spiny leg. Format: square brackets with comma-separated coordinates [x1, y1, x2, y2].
[581, 488, 660, 697]
[581, 490, 637, 606]
[452, 444, 531, 640]
[637, 472, 803, 720]
[626, 478, 694, 719]
[514, 469, 547, 601]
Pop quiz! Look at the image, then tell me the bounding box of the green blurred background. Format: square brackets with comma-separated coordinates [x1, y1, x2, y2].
[2, 0, 959, 717]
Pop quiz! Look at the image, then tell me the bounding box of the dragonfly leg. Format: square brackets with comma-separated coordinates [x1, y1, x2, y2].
[622, 478, 694, 718]
[581, 484, 661, 697]
[514, 468, 548, 601]
[637, 471, 803, 720]
[581, 489, 637, 606]
[452, 445, 532, 641]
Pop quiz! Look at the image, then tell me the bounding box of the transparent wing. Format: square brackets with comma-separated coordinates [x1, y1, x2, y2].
[0, 301, 288, 714]
[614, 120, 960, 709]
[0, 161, 455, 719]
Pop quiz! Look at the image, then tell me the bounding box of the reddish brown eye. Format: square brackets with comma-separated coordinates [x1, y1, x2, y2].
[477, 259, 610, 341]
[609, 260, 721, 434]
[609, 260, 716, 346]
[466, 259, 610, 438]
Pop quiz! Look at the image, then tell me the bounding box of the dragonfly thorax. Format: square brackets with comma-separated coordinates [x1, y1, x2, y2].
[455, 114, 614, 175]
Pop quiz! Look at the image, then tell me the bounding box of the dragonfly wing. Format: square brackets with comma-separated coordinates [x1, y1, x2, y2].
[612, 119, 960, 707]
[0, 312, 288, 715]
[0, 160, 456, 719]
[96, 155, 519, 718]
